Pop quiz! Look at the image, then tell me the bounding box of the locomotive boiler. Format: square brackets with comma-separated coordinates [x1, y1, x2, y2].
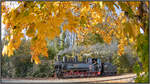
[54, 56, 117, 78]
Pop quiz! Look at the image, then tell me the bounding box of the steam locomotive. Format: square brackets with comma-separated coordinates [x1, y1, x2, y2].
[54, 56, 117, 78]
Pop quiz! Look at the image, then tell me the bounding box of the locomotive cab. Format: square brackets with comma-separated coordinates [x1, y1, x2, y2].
[92, 58, 102, 73]
[87, 58, 102, 74]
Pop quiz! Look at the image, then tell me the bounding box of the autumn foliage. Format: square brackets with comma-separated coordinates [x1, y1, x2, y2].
[1, 1, 149, 65]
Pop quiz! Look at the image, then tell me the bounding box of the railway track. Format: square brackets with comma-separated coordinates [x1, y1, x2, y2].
[2, 73, 136, 83]
[84, 73, 136, 83]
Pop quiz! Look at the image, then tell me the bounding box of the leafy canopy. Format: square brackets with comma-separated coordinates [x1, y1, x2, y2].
[1, 1, 148, 64]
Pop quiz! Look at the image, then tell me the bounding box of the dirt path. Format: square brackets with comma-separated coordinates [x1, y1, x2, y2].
[2, 73, 136, 83]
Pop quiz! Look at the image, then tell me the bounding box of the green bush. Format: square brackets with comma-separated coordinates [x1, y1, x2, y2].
[32, 62, 54, 78]
[112, 53, 135, 74]
[134, 33, 149, 83]
[2, 56, 11, 78]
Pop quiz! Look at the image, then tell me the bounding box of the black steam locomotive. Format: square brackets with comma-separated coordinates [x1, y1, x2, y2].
[54, 56, 117, 78]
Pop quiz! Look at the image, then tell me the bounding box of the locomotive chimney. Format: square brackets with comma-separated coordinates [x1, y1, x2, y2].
[57, 55, 61, 61]
[63, 56, 67, 63]
[74, 56, 78, 62]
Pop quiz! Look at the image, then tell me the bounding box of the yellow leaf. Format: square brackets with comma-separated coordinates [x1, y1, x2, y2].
[33, 55, 41, 64]
[99, 2, 103, 8]
[2, 45, 8, 56]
